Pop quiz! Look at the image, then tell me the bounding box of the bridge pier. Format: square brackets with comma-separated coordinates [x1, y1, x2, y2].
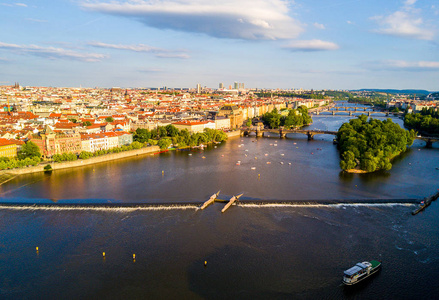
[368, 111, 371, 116]
[279, 129, 285, 138]
[349, 111, 352, 116]
[332, 111, 335, 115]
[255, 130, 262, 138]
[426, 139, 433, 148]
[307, 132, 314, 140]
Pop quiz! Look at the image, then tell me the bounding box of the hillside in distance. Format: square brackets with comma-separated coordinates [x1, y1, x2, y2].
[353, 89, 433, 96]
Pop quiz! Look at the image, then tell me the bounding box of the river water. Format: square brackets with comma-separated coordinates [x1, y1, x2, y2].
[1, 103, 438, 299]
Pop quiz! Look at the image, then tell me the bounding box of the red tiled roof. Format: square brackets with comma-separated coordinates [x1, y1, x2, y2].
[0, 138, 16, 146]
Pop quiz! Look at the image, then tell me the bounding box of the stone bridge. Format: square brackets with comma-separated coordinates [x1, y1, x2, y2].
[315, 107, 391, 116]
[241, 126, 439, 147]
[416, 136, 439, 148]
[241, 127, 338, 140]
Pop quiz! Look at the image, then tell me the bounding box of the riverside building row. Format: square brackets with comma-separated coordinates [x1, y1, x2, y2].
[0, 84, 332, 158]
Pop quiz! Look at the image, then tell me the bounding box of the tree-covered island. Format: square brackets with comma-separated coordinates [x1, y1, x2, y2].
[336, 115, 416, 173]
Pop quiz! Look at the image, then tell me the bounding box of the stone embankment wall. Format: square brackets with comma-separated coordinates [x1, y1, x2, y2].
[2, 146, 160, 175]
[226, 131, 241, 138]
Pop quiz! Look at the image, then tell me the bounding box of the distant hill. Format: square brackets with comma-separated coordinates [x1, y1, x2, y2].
[352, 89, 433, 96]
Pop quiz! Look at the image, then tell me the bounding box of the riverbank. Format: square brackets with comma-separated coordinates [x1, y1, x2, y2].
[0, 131, 238, 177]
[0, 145, 160, 176]
[226, 130, 241, 138]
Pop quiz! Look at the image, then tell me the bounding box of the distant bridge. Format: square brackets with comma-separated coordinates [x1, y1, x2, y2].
[315, 106, 392, 116]
[241, 126, 439, 147]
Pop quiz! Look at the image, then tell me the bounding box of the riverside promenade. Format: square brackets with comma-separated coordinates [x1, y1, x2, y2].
[1, 146, 160, 176]
[1, 131, 239, 177]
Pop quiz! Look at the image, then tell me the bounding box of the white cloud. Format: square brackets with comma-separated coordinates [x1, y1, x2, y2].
[81, 0, 304, 40]
[138, 68, 163, 73]
[313, 22, 325, 30]
[372, 0, 435, 40]
[88, 41, 189, 58]
[346, 20, 354, 25]
[1, 2, 28, 7]
[283, 39, 339, 51]
[404, 0, 417, 6]
[367, 60, 439, 71]
[0, 42, 107, 62]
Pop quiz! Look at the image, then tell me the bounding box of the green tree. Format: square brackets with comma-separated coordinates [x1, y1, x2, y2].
[157, 138, 172, 149]
[105, 117, 114, 123]
[18, 141, 41, 160]
[337, 116, 414, 172]
[165, 124, 179, 137]
[157, 126, 167, 138]
[131, 141, 143, 149]
[133, 128, 151, 143]
[83, 121, 92, 127]
[79, 151, 93, 159]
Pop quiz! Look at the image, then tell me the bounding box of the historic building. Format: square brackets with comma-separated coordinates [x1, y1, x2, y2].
[0, 138, 17, 158]
[31, 126, 82, 158]
[217, 105, 243, 129]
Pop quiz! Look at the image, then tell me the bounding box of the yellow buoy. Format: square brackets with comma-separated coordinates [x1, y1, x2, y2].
[204, 261, 207, 266]
[36, 246, 39, 251]
[133, 254, 136, 259]
[162, 170, 164, 175]
[103, 252, 106, 257]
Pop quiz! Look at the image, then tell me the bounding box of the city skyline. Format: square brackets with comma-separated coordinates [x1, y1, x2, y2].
[0, 0, 438, 90]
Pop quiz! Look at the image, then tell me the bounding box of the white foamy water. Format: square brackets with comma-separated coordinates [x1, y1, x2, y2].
[239, 203, 415, 208]
[0, 202, 415, 212]
[0, 205, 200, 212]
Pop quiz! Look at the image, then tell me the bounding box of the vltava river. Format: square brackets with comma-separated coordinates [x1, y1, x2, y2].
[1, 106, 438, 299]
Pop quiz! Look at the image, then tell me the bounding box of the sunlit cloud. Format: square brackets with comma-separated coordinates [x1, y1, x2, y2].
[0, 42, 107, 62]
[88, 41, 189, 59]
[313, 23, 325, 30]
[372, 0, 435, 40]
[81, 0, 304, 40]
[1, 2, 27, 7]
[283, 39, 339, 51]
[138, 68, 163, 73]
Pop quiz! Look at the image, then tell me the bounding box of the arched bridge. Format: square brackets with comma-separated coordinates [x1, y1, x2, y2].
[416, 136, 439, 148]
[315, 107, 391, 116]
[241, 127, 338, 140]
[241, 127, 439, 147]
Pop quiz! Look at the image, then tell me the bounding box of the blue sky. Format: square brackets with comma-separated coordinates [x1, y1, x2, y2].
[0, 0, 438, 90]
